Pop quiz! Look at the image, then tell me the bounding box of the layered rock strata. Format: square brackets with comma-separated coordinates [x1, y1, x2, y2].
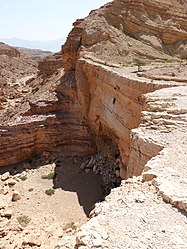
[62, 0, 187, 70]
[103, 0, 187, 55]
[0, 0, 187, 212]
[38, 52, 63, 75]
[59, 0, 187, 211]
[0, 69, 95, 167]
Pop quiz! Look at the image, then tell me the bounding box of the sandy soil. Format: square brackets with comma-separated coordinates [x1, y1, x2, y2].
[0, 157, 105, 248]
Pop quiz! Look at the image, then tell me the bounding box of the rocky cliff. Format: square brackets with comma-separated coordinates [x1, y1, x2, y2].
[0, 2, 187, 248]
[62, 0, 187, 70]
[0, 0, 186, 211]
[61, 0, 187, 178]
[0, 66, 95, 167]
[0, 42, 20, 57]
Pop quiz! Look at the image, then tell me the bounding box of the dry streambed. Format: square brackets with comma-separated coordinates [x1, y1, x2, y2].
[1, 157, 187, 249]
[0, 158, 105, 248]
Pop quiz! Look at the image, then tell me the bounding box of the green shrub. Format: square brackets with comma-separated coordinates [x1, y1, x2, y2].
[160, 58, 175, 63]
[19, 175, 27, 181]
[17, 215, 31, 227]
[133, 58, 149, 71]
[123, 60, 133, 67]
[41, 172, 56, 180]
[28, 188, 34, 192]
[45, 188, 55, 196]
[63, 222, 77, 231]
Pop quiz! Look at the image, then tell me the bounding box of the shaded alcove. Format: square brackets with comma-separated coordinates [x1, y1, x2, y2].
[53, 157, 105, 217]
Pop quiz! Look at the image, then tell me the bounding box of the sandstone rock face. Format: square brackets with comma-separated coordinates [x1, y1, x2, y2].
[62, 0, 187, 70]
[0, 2, 187, 248]
[103, 0, 187, 47]
[38, 52, 63, 75]
[0, 0, 187, 213]
[75, 57, 187, 180]
[0, 68, 96, 167]
[60, 0, 187, 211]
[60, 0, 187, 183]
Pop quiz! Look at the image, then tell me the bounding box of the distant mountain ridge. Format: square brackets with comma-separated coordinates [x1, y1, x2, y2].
[0, 37, 65, 52]
[16, 47, 53, 62]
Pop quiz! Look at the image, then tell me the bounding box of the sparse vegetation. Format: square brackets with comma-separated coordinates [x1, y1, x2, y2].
[160, 58, 175, 63]
[122, 59, 150, 69]
[63, 221, 78, 231]
[41, 172, 56, 180]
[122, 60, 134, 67]
[17, 215, 31, 227]
[45, 188, 55, 196]
[133, 58, 149, 72]
[28, 188, 34, 192]
[19, 175, 27, 181]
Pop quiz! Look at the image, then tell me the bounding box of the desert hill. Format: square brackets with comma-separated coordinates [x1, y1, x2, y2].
[62, 0, 187, 71]
[0, 0, 186, 195]
[16, 47, 53, 62]
[0, 43, 39, 119]
[0, 42, 37, 83]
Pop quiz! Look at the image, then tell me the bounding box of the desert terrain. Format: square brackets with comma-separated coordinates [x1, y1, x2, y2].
[0, 0, 187, 248]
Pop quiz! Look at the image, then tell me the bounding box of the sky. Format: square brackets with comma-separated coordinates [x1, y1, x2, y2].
[0, 0, 110, 41]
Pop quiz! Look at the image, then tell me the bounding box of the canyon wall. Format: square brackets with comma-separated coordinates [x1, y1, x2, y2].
[0, 0, 186, 188]
[60, 0, 187, 178]
[0, 65, 95, 167]
[62, 0, 187, 71]
[103, 0, 187, 56]
[75, 57, 184, 178]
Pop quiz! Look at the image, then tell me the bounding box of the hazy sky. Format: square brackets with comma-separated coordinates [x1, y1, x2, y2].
[0, 0, 110, 41]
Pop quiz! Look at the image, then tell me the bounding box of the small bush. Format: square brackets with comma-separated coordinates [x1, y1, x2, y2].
[28, 188, 34, 192]
[123, 61, 133, 67]
[17, 215, 31, 227]
[160, 58, 175, 63]
[41, 172, 56, 180]
[45, 188, 55, 196]
[19, 175, 27, 181]
[63, 222, 77, 231]
[133, 58, 149, 71]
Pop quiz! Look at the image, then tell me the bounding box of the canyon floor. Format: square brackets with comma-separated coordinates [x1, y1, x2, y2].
[0, 156, 105, 249]
[1, 163, 187, 249]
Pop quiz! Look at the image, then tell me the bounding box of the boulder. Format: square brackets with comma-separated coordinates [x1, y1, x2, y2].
[12, 191, 21, 202]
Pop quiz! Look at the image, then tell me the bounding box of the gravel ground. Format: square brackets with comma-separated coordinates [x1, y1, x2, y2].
[73, 177, 187, 249]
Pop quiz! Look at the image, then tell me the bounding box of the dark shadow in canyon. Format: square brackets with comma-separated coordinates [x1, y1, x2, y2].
[0, 154, 43, 175]
[53, 158, 105, 217]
